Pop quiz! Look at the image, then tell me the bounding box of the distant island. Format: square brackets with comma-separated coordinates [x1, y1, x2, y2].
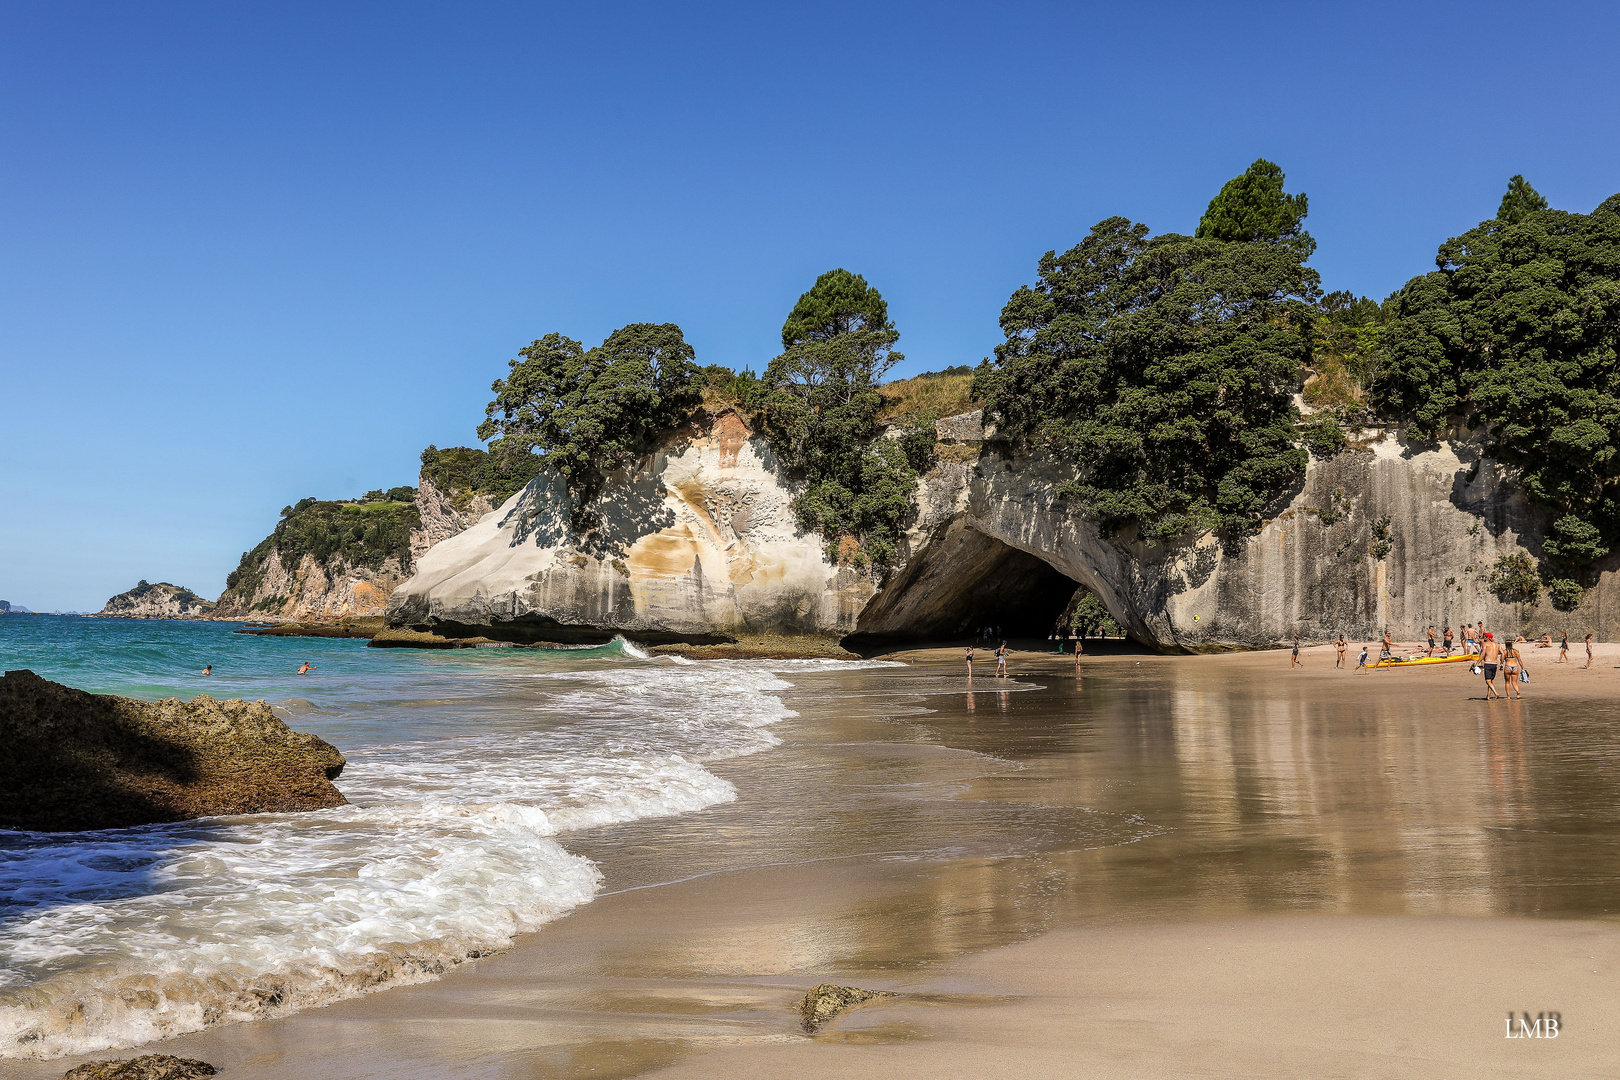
[98, 580, 217, 620]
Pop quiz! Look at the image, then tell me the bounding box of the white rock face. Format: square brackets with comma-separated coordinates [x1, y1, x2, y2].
[98, 582, 215, 620]
[387, 412, 876, 641]
[387, 410, 1620, 650]
[211, 548, 409, 622]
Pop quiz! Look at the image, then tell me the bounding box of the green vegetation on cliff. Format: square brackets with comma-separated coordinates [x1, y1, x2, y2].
[476, 324, 701, 510]
[222, 496, 420, 609]
[420, 444, 546, 509]
[752, 269, 930, 566]
[974, 163, 1319, 544]
[1377, 179, 1620, 562]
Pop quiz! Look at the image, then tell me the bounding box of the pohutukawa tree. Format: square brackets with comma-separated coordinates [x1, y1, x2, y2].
[974, 161, 1320, 546]
[477, 323, 701, 509]
[1377, 179, 1620, 563]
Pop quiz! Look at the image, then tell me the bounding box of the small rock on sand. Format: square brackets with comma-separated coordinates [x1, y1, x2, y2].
[798, 983, 897, 1032]
[60, 1055, 216, 1080]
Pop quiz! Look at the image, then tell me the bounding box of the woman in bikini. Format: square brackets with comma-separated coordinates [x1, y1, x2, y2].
[1502, 640, 1524, 699]
[1335, 634, 1347, 668]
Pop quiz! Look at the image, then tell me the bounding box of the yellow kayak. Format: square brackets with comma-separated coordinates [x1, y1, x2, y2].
[1372, 652, 1480, 668]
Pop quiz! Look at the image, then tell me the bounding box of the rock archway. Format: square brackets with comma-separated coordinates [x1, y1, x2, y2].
[845, 522, 1081, 646]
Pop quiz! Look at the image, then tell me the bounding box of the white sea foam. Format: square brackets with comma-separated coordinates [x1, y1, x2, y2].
[0, 655, 891, 1060]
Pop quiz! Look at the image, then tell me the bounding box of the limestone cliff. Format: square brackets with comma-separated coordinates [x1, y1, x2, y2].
[410, 470, 498, 564]
[855, 413, 1617, 649]
[386, 410, 876, 643]
[213, 497, 419, 622]
[98, 581, 216, 620]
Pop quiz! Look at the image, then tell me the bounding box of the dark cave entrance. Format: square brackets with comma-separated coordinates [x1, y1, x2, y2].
[844, 526, 1085, 646]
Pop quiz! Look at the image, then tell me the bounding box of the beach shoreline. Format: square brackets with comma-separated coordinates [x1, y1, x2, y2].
[6, 644, 1620, 1079]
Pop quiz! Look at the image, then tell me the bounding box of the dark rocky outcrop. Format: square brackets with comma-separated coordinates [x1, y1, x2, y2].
[60, 1056, 216, 1080]
[0, 670, 347, 832]
[798, 984, 896, 1032]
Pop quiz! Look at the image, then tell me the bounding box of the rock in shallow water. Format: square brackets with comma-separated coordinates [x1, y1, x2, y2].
[0, 669, 347, 832]
[59, 1055, 216, 1079]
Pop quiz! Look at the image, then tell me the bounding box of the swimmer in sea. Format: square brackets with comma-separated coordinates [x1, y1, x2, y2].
[297, 661, 315, 675]
[201, 664, 212, 676]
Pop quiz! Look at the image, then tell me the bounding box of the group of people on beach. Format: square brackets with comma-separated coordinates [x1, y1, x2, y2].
[1290, 622, 1598, 698]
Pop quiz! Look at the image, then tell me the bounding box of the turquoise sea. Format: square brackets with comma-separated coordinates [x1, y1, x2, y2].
[0, 616, 892, 1060]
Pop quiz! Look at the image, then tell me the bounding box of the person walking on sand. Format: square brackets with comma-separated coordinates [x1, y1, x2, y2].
[1503, 639, 1524, 700]
[1073, 634, 1084, 672]
[1443, 625, 1454, 656]
[1355, 644, 1370, 673]
[965, 644, 974, 677]
[1481, 633, 1501, 699]
[1335, 634, 1347, 668]
[1290, 637, 1303, 668]
[996, 641, 1009, 678]
[1586, 634, 1595, 669]
[1426, 626, 1437, 657]
[1559, 631, 1569, 663]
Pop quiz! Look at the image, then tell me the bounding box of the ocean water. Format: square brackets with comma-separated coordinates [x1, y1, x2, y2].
[0, 616, 895, 1060]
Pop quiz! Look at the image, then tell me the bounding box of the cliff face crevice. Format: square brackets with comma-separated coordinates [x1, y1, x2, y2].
[383, 411, 1620, 650]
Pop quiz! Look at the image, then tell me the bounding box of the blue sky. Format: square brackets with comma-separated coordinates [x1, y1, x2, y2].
[3, 0, 1618, 610]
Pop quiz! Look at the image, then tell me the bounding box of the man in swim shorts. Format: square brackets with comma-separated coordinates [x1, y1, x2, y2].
[1480, 633, 1501, 699]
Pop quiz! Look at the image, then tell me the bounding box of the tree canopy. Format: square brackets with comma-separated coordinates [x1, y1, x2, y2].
[477, 323, 701, 503]
[780, 268, 891, 346]
[974, 215, 1319, 544]
[754, 270, 927, 565]
[1195, 158, 1315, 258]
[1377, 181, 1620, 562]
[1496, 175, 1549, 225]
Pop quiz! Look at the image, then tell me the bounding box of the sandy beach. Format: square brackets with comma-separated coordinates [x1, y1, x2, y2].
[7, 641, 1620, 1079]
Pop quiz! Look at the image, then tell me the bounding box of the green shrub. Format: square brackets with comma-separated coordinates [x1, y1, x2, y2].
[1549, 577, 1584, 611]
[1299, 416, 1347, 458]
[1487, 551, 1541, 603]
[420, 444, 546, 509]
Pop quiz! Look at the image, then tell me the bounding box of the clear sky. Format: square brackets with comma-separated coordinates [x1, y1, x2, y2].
[3, 0, 1618, 611]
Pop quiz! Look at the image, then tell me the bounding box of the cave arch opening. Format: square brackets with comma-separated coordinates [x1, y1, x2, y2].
[843, 526, 1092, 647]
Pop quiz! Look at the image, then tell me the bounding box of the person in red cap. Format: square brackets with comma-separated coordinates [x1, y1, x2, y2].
[1481, 632, 1501, 699]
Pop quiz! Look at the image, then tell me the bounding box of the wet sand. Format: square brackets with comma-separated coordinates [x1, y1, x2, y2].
[8, 643, 1620, 1078]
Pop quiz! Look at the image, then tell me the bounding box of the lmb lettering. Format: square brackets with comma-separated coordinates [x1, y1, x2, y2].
[1504, 1012, 1561, 1038]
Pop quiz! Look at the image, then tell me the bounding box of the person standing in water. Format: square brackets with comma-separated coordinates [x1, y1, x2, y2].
[297, 661, 316, 675]
[1335, 634, 1347, 668]
[201, 664, 212, 676]
[965, 644, 974, 678]
[996, 641, 1009, 678]
[1290, 637, 1303, 668]
[1073, 634, 1084, 673]
[1481, 633, 1501, 699]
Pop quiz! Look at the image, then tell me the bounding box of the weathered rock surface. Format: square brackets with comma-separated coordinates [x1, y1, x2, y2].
[60, 1055, 215, 1080]
[387, 410, 876, 644]
[383, 409, 1620, 651]
[210, 548, 408, 623]
[410, 471, 498, 564]
[798, 984, 896, 1032]
[97, 582, 215, 620]
[0, 669, 347, 832]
